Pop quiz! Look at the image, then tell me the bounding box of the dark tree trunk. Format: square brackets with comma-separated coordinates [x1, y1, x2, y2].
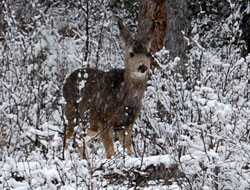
[0, 2, 6, 40]
[138, 0, 167, 54]
[137, 0, 167, 70]
[165, 0, 191, 78]
[165, 0, 191, 59]
[240, 1, 250, 56]
[138, 0, 191, 77]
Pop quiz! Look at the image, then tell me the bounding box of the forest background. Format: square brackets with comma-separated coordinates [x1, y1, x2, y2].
[0, 0, 250, 189]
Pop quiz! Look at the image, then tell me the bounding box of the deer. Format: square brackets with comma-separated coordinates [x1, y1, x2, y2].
[63, 19, 155, 159]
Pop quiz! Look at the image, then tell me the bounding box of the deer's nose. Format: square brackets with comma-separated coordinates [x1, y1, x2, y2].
[138, 65, 147, 73]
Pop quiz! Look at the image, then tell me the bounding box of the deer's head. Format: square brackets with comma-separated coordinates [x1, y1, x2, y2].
[118, 20, 155, 80]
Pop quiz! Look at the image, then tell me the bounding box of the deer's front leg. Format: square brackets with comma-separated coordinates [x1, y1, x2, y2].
[118, 125, 133, 156]
[100, 127, 115, 159]
[64, 103, 78, 149]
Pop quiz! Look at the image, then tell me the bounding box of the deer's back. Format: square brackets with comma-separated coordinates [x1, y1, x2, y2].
[63, 68, 125, 103]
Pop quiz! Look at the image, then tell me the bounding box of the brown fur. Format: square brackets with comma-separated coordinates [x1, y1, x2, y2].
[63, 20, 154, 158]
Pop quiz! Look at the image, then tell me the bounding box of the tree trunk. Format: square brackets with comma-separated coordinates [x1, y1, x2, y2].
[0, 2, 6, 41]
[138, 0, 167, 54]
[240, 1, 250, 56]
[165, 0, 191, 78]
[137, 0, 167, 71]
[138, 0, 191, 77]
[165, 0, 190, 59]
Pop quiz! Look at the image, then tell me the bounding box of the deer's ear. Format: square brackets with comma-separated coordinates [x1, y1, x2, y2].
[118, 20, 133, 47]
[137, 21, 155, 51]
[144, 22, 155, 51]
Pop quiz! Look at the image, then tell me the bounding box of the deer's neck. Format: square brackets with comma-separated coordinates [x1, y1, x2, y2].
[123, 70, 148, 101]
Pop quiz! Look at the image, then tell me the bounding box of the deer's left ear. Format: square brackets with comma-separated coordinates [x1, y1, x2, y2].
[118, 20, 133, 48]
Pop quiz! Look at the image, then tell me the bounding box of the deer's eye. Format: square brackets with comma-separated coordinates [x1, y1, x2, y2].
[129, 52, 135, 58]
[146, 52, 151, 57]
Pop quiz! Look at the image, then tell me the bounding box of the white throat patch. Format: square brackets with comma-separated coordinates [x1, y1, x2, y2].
[130, 71, 147, 79]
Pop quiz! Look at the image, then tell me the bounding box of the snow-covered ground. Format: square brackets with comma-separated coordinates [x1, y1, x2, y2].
[1, 1, 250, 189]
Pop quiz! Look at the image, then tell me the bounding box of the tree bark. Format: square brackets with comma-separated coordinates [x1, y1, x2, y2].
[137, 0, 167, 71]
[0, 2, 6, 40]
[165, 0, 190, 59]
[240, 1, 250, 56]
[165, 0, 191, 78]
[137, 0, 191, 77]
[138, 0, 167, 54]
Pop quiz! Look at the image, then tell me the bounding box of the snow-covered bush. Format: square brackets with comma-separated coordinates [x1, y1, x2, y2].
[0, 0, 249, 189]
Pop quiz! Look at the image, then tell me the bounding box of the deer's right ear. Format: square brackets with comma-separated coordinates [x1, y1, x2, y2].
[118, 20, 133, 47]
[140, 21, 155, 51]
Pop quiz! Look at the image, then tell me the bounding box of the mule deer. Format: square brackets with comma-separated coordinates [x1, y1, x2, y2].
[63, 20, 155, 159]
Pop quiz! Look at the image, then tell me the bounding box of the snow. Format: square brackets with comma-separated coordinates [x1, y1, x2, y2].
[1, 0, 250, 189]
[124, 155, 172, 170]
